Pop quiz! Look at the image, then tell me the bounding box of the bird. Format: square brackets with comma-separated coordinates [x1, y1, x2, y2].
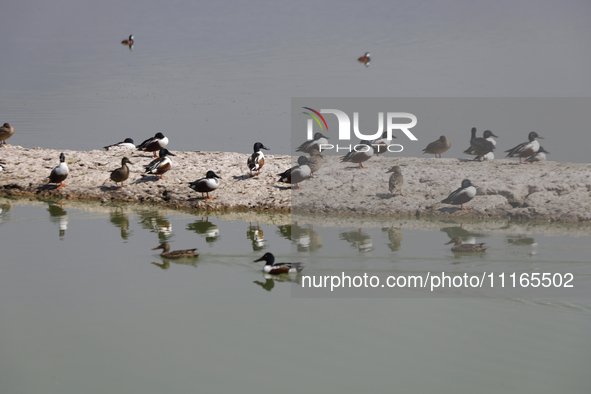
[445, 236, 488, 252]
[307, 148, 324, 177]
[341, 140, 373, 169]
[278, 156, 314, 189]
[104, 138, 135, 150]
[469, 128, 496, 160]
[296, 132, 329, 154]
[464, 130, 498, 156]
[152, 243, 199, 259]
[505, 132, 544, 164]
[478, 152, 495, 161]
[137, 132, 169, 157]
[422, 135, 451, 158]
[441, 179, 478, 211]
[110, 157, 133, 188]
[189, 171, 221, 200]
[386, 166, 404, 196]
[0, 123, 15, 145]
[145, 148, 175, 179]
[49, 153, 69, 190]
[526, 146, 549, 163]
[371, 131, 397, 155]
[253, 252, 304, 274]
[358, 52, 371, 67]
[247, 142, 269, 177]
[121, 34, 134, 46]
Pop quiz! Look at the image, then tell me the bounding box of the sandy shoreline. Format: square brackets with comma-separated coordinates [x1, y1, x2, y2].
[1, 146, 590, 222]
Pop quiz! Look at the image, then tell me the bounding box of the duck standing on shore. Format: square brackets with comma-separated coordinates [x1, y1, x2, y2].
[464, 130, 498, 157]
[0, 123, 15, 145]
[145, 148, 175, 180]
[505, 132, 544, 164]
[526, 147, 549, 163]
[296, 132, 329, 154]
[358, 52, 371, 67]
[253, 252, 304, 274]
[371, 131, 396, 155]
[441, 179, 478, 211]
[137, 132, 169, 157]
[469, 128, 496, 161]
[189, 171, 221, 200]
[445, 236, 488, 252]
[341, 140, 373, 169]
[104, 138, 135, 150]
[247, 142, 269, 177]
[422, 135, 451, 158]
[386, 166, 404, 196]
[278, 156, 314, 189]
[110, 157, 133, 188]
[49, 153, 69, 190]
[152, 243, 199, 259]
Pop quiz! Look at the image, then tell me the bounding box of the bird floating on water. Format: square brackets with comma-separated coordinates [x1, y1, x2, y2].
[358, 52, 371, 67]
[253, 252, 304, 274]
[152, 243, 199, 259]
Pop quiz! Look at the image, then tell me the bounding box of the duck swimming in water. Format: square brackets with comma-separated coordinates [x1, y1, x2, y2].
[253, 252, 304, 274]
[152, 243, 199, 259]
[358, 52, 371, 67]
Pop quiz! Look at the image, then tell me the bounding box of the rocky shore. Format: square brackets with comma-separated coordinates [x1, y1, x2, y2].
[1, 146, 590, 222]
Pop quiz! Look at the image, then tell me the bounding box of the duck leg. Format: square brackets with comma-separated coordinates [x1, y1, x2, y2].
[56, 182, 67, 190]
[358, 163, 367, 169]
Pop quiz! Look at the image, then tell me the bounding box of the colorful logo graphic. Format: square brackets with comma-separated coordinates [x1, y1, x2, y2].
[302, 107, 328, 139]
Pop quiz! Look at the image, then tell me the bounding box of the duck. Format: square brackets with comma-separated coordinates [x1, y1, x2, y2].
[137, 132, 169, 157]
[505, 131, 544, 164]
[477, 152, 494, 161]
[386, 166, 404, 196]
[464, 130, 498, 156]
[358, 52, 371, 67]
[152, 243, 199, 259]
[422, 135, 451, 158]
[0, 123, 15, 145]
[110, 157, 133, 188]
[469, 127, 496, 160]
[445, 236, 488, 252]
[441, 179, 478, 211]
[121, 34, 134, 45]
[49, 153, 69, 190]
[104, 138, 135, 150]
[145, 148, 175, 179]
[307, 148, 324, 177]
[278, 156, 314, 189]
[253, 252, 304, 274]
[189, 171, 221, 200]
[296, 132, 329, 154]
[526, 146, 549, 163]
[371, 131, 397, 155]
[247, 142, 269, 177]
[341, 140, 373, 168]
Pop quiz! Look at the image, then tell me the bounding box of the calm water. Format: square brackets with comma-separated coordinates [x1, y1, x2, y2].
[0, 197, 590, 393]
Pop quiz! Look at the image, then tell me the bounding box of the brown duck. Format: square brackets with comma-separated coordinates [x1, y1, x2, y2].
[0, 123, 15, 145]
[386, 165, 404, 196]
[422, 135, 451, 158]
[110, 157, 133, 188]
[152, 243, 199, 259]
[445, 236, 488, 252]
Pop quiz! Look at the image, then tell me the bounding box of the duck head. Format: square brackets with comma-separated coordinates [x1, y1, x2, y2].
[253, 142, 270, 152]
[206, 170, 221, 179]
[158, 148, 175, 157]
[253, 252, 275, 265]
[386, 165, 402, 174]
[461, 179, 477, 188]
[483, 130, 498, 138]
[528, 131, 543, 141]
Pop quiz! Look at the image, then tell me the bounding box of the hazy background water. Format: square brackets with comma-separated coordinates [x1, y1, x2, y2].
[2, 0, 591, 160]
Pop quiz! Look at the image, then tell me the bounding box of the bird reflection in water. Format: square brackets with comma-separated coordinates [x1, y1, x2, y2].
[151, 258, 199, 270]
[0, 200, 13, 225]
[382, 226, 403, 252]
[276, 222, 323, 252]
[253, 273, 301, 292]
[440, 223, 488, 245]
[247, 222, 266, 251]
[506, 234, 537, 257]
[186, 217, 220, 245]
[109, 206, 132, 241]
[137, 209, 173, 243]
[47, 201, 68, 239]
[340, 228, 373, 252]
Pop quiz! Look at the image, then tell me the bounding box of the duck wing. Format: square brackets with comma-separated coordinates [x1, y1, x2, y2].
[137, 136, 155, 150]
[145, 157, 163, 173]
[441, 186, 464, 204]
[505, 141, 528, 157]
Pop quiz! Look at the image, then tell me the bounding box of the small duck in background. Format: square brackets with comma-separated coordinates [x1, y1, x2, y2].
[296, 132, 329, 154]
[422, 135, 451, 158]
[110, 157, 133, 188]
[445, 236, 488, 252]
[121, 34, 134, 49]
[278, 156, 314, 189]
[189, 171, 221, 200]
[358, 52, 371, 67]
[104, 138, 135, 150]
[526, 147, 549, 163]
[464, 130, 498, 156]
[0, 123, 15, 145]
[371, 131, 396, 155]
[469, 127, 496, 161]
[307, 148, 324, 178]
[253, 252, 304, 275]
[152, 243, 199, 259]
[505, 132, 544, 164]
[137, 132, 169, 157]
[145, 148, 175, 180]
[386, 166, 404, 196]
[441, 179, 478, 211]
[49, 153, 69, 190]
[341, 140, 373, 169]
[247, 142, 269, 177]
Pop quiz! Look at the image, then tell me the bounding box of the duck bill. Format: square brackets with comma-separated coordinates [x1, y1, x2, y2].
[167, 152, 176, 156]
[444, 240, 454, 245]
[262, 145, 270, 150]
[253, 256, 265, 262]
[151, 246, 163, 250]
[537, 136, 544, 139]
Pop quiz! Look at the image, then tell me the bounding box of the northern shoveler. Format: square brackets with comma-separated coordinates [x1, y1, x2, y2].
[386, 165, 404, 196]
[307, 148, 324, 177]
[296, 132, 329, 154]
[121, 35, 134, 45]
[341, 140, 373, 168]
[371, 131, 397, 155]
[469, 127, 496, 160]
[464, 130, 498, 156]
[145, 148, 175, 179]
[253, 252, 304, 274]
[526, 146, 549, 163]
[445, 236, 488, 252]
[110, 157, 133, 188]
[152, 243, 199, 259]
[0, 123, 15, 145]
[137, 132, 169, 157]
[247, 142, 269, 177]
[189, 171, 221, 200]
[505, 132, 544, 164]
[49, 153, 69, 190]
[278, 156, 314, 189]
[422, 135, 451, 158]
[104, 138, 135, 150]
[358, 52, 371, 67]
[441, 179, 478, 211]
